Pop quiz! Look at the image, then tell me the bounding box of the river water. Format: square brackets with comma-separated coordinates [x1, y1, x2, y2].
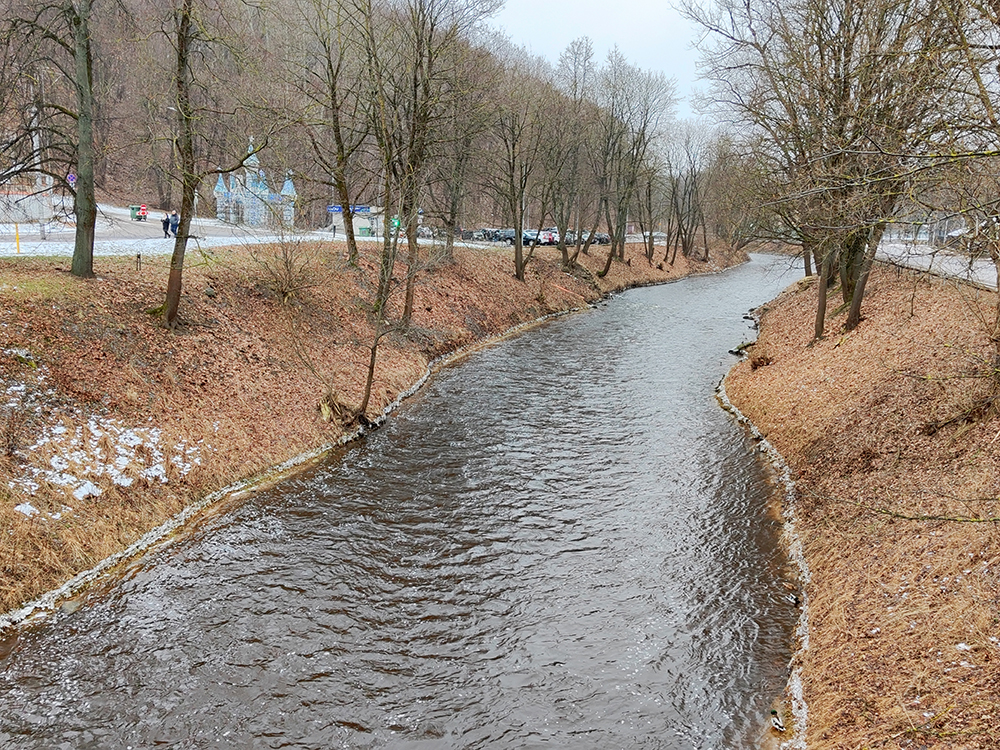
[1, 254, 800, 749]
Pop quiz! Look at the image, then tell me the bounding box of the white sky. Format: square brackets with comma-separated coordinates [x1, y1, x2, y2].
[486, 0, 703, 117]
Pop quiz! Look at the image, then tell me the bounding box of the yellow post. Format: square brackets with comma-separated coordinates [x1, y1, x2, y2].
[15, 223, 20, 254]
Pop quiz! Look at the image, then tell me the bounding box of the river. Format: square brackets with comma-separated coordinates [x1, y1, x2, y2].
[0, 254, 801, 749]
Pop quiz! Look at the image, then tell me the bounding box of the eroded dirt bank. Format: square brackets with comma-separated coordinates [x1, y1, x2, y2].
[727, 265, 1000, 749]
[1, 239, 735, 617]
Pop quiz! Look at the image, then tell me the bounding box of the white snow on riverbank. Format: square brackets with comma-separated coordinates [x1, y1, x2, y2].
[3, 347, 202, 519]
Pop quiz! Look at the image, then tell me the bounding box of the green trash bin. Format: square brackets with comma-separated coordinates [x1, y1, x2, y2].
[129, 205, 141, 220]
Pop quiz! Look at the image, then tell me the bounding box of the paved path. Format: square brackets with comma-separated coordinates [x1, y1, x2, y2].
[0, 204, 494, 259]
[877, 241, 997, 290]
[0, 204, 321, 258]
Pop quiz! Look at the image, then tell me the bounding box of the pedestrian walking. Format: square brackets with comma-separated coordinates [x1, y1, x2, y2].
[161, 214, 170, 238]
[169, 210, 179, 237]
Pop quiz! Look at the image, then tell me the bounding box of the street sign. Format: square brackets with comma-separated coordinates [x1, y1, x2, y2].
[67, 173, 76, 186]
[328, 204, 371, 214]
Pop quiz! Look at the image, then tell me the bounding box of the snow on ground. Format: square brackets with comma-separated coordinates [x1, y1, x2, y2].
[3, 347, 203, 521]
[14, 412, 204, 503]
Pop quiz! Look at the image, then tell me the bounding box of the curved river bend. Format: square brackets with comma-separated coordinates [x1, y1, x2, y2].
[1, 254, 800, 749]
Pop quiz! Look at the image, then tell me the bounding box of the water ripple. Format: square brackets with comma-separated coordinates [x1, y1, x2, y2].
[0, 255, 800, 749]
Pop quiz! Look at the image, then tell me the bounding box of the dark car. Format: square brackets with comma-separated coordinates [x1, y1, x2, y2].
[495, 228, 517, 245]
[594, 232, 611, 245]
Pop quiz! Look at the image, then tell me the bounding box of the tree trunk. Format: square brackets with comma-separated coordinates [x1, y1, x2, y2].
[162, 0, 196, 328]
[70, 0, 96, 278]
[845, 227, 882, 331]
[598, 240, 615, 277]
[814, 247, 835, 340]
[514, 235, 525, 280]
[329, 83, 360, 265]
[443, 188, 460, 264]
[700, 211, 710, 261]
[839, 230, 867, 304]
[402, 215, 418, 326]
[336, 190, 359, 265]
[357, 330, 380, 419]
[444, 219, 455, 262]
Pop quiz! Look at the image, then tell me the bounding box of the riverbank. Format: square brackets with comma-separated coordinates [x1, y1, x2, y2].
[1, 239, 739, 618]
[726, 265, 1000, 749]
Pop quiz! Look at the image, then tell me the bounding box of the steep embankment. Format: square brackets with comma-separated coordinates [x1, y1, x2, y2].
[1, 239, 736, 617]
[727, 266, 1000, 749]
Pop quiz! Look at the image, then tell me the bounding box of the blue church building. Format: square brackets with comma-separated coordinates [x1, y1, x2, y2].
[213, 140, 296, 228]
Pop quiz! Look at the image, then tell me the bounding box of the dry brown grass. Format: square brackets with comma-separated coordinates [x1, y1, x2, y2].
[1, 238, 737, 615]
[728, 265, 1000, 749]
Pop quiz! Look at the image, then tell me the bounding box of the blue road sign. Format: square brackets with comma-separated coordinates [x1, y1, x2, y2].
[327, 204, 370, 214]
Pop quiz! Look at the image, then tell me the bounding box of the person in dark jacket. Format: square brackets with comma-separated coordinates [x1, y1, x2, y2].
[169, 211, 179, 237]
[161, 214, 171, 238]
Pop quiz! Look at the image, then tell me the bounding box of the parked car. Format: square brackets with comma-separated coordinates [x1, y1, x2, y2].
[523, 230, 540, 245]
[416, 225, 434, 239]
[594, 232, 611, 244]
[496, 228, 517, 245]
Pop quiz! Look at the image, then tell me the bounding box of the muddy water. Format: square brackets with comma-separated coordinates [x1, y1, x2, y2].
[1, 254, 801, 749]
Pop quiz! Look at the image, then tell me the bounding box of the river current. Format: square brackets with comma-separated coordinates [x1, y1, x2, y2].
[1, 254, 800, 749]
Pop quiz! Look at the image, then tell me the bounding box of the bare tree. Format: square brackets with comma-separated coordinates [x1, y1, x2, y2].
[284, 0, 373, 265]
[592, 49, 675, 277]
[3, 0, 101, 277]
[669, 123, 712, 262]
[351, 0, 500, 325]
[158, 0, 269, 328]
[551, 36, 595, 269]
[686, 0, 959, 336]
[484, 49, 549, 280]
[424, 38, 497, 261]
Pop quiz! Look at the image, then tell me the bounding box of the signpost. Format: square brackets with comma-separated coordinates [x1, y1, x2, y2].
[66, 173, 76, 187]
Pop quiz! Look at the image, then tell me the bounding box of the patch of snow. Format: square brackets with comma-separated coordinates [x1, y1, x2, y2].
[72, 481, 102, 501]
[5, 376, 205, 504]
[14, 503, 39, 518]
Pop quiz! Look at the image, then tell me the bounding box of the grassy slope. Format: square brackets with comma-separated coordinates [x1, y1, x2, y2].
[727, 266, 1000, 749]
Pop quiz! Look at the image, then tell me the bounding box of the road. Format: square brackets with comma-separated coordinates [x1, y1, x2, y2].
[4, 208, 998, 291]
[0, 203, 335, 258]
[877, 241, 997, 290]
[0, 204, 494, 258]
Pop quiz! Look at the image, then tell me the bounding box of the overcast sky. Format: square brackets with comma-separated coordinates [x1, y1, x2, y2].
[486, 0, 703, 117]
